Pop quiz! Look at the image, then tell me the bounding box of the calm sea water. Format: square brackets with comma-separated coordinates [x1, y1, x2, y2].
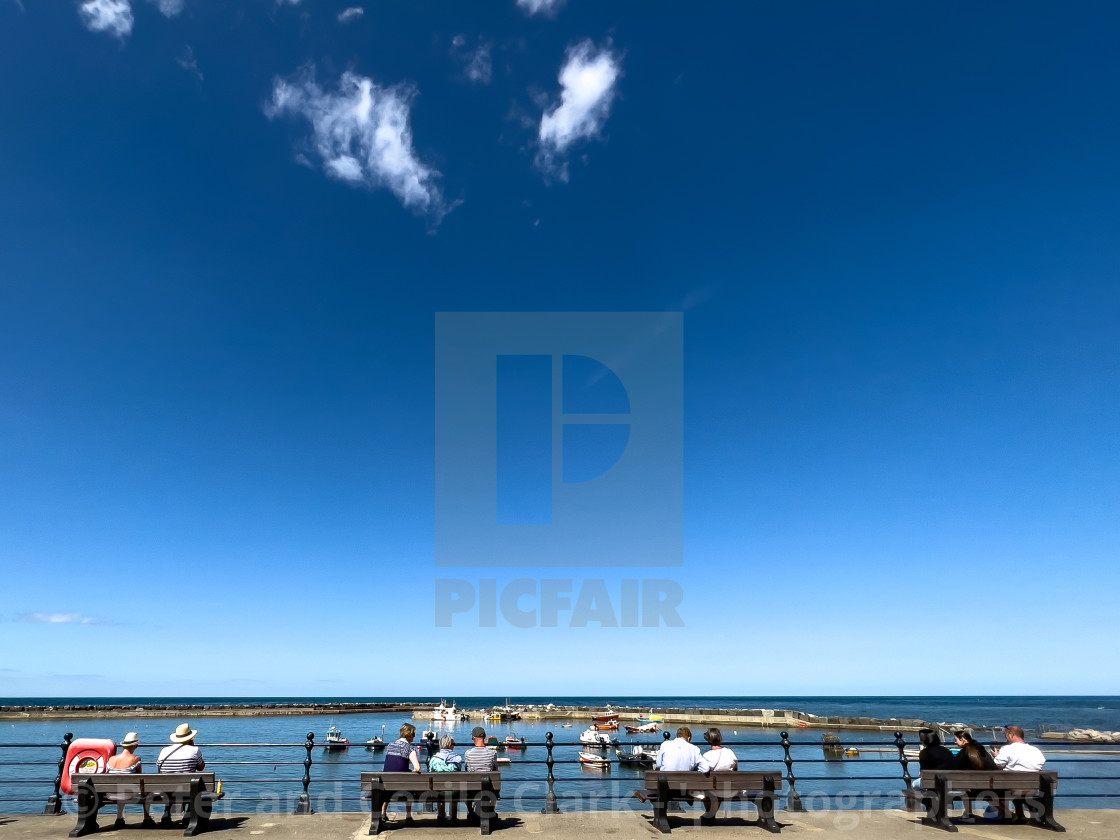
[2, 697, 1117, 814]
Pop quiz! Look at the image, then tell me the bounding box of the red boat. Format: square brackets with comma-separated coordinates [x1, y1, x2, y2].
[594, 722, 619, 731]
[625, 723, 659, 734]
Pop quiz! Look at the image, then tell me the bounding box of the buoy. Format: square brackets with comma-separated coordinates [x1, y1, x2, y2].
[62, 739, 117, 795]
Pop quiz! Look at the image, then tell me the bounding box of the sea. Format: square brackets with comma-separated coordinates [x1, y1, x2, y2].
[2, 697, 1117, 814]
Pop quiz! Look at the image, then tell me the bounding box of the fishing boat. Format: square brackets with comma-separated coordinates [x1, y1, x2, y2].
[490, 699, 523, 721]
[485, 736, 506, 752]
[579, 750, 611, 767]
[366, 725, 386, 750]
[592, 711, 619, 725]
[431, 700, 459, 721]
[504, 735, 527, 749]
[324, 725, 349, 750]
[615, 745, 656, 767]
[625, 722, 660, 734]
[579, 728, 616, 748]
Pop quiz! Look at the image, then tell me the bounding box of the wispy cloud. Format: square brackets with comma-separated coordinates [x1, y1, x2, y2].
[337, 6, 363, 24]
[17, 613, 118, 626]
[177, 45, 202, 79]
[537, 40, 621, 179]
[451, 35, 492, 85]
[517, 0, 565, 17]
[78, 0, 134, 39]
[148, 0, 183, 16]
[266, 66, 450, 222]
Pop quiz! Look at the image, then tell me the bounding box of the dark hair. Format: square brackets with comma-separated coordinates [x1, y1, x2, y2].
[918, 728, 941, 748]
[704, 728, 723, 747]
[953, 731, 978, 745]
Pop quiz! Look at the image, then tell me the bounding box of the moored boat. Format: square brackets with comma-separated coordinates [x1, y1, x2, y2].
[579, 728, 616, 748]
[578, 750, 611, 766]
[504, 735, 527, 749]
[625, 722, 659, 734]
[615, 745, 656, 767]
[324, 725, 349, 750]
[431, 700, 459, 721]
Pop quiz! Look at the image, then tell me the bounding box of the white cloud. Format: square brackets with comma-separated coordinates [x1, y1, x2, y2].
[337, 6, 363, 23]
[177, 45, 202, 79]
[266, 67, 448, 220]
[537, 40, 621, 178]
[17, 613, 117, 626]
[451, 35, 492, 85]
[149, 0, 183, 15]
[517, 0, 565, 17]
[78, 0, 134, 38]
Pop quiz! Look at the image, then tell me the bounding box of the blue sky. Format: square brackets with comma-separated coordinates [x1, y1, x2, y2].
[1, 1, 1118, 697]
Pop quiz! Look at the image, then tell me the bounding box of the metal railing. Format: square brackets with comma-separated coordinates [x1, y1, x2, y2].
[3, 730, 1118, 815]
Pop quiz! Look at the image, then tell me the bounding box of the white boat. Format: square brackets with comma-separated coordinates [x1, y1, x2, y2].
[625, 722, 660, 734]
[324, 725, 349, 750]
[366, 725, 386, 750]
[579, 728, 615, 748]
[431, 700, 459, 721]
[579, 750, 611, 766]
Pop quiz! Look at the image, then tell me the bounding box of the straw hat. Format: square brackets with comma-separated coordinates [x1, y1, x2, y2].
[170, 723, 198, 743]
[120, 733, 141, 748]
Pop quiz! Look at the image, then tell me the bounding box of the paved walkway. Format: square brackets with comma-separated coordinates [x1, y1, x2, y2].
[3, 810, 1120, 840]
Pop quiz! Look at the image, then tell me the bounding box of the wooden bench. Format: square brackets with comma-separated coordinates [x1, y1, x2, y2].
[359, 772, 501, 836]
[640, 770, 783, 834]
[69, 773, 217, 837]
[917, 769, 1064, 832]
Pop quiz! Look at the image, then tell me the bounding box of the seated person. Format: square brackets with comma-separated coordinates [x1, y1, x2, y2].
[951, 731, 997, 821]
[106, 732, 153, 828]
[429, 736, 463, 820]
[157, 723, 205, 824]
[917, 728, 955, 771]
[382, 724, 421, 824]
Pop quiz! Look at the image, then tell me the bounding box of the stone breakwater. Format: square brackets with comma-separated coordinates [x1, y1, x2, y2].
[0, 702, 415, 721]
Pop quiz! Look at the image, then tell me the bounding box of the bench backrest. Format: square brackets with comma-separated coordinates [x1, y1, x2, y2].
[918, 770, 1056, 793]
[360, 771, 501, 794]
[71, 773, 216, 794]
[643, 771, 783, 794]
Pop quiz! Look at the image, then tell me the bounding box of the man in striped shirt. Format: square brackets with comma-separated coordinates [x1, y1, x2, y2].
[463, 727, 497, 772]
[157, 723, 206, 773]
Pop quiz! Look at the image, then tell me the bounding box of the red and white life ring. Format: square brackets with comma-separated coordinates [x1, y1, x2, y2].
[61, 739, 117, 795]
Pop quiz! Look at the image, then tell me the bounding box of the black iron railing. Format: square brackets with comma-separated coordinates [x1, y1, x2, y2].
[2, 730, 1118, 814]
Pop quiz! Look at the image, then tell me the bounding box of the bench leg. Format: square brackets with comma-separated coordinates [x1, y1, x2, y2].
[475, 777, 499, 837]
[919, 777, 957, 832]
[69, 778, 101, 838]
[368, 779, 384, 836]
[1034, 776, 1065, 832]
[183, 781, 213, 837]
[756, 793, 781, 834]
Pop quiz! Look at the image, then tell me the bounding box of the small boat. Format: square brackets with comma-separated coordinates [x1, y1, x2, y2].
[625, 722, 659, 734]
[366, 725, 386, 750]
[431, 700, 459, 721]
[504, 735, 527, 749]
[592, 711, 619, 725]
[579, 750, 611, 766]
[496, 756, 512, 766]
[579, 728, 616, 748]
[324, 725, 349, 750]
[845, 748, 860, 757]
[635, 709, 664, 724]
[615, 745, 655, 767]
[560, 723, 573, 728]
[485, 736, 506, 752]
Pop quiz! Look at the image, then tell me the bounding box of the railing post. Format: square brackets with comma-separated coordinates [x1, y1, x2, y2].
[780, 731, 804, 812]
[43, 732, 72, 815]
[540, 731, 560, 814]
[294, 732, 314, 814]
[895, 731, 912, 788]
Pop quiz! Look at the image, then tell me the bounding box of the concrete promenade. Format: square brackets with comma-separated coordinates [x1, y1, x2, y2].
[4, 810, 1120, 840]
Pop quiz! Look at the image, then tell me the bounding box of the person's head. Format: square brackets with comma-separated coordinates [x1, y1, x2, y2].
[953, 731, 972, 747]
[440, 735, 455, 750]
[1004, 725, 1025, 743]
[170, 723, 198, 745]
[676, 726, 692, 742]
[120, 732, 141, 753]
[704, 728, 723, 747]
[918, 728, 941, 748]
[472, 726, 486, 745]
[399, 723, 416, 742]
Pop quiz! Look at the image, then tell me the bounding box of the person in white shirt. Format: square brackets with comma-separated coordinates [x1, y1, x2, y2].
[993, 725, 1046, 771]
[702, 728, 737, 771]
[656, 727, 711, 771]
[988, 725, 1046, 821]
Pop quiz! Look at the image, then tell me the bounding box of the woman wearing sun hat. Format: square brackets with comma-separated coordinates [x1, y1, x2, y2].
[106, 732, 154, 827]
